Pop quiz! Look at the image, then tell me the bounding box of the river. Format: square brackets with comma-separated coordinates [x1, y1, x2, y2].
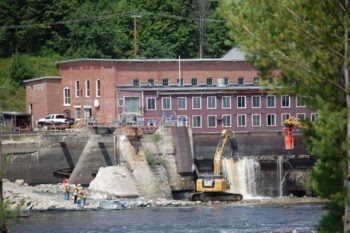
[9, 203, 323, 233]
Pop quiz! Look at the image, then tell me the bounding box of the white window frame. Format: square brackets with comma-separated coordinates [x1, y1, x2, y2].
[207, 96, 216, 109]
[85, 80, 90, 98]
[146, 97, 157, 111]
[74, 105, 81, 119]
[63, 87, 70, 106]
[252, 114, 261, 127]
[266, 95, 276, 108]
[192, 115, 202, 128]
[237, 114, 247, 127]
[296, 96, 306, 108]
[178, 97, 187, 110]
[281, 95, 290, 108]
[162, 97, 171, 110]
[75, 80, 80, 98]
[177, 115, 188, 126]
[296, 113, 306, 121]
[267, 114, 276, 126]
[222, 114, 232, 127]
[207, 115, 217, 128]
[251, 96, 261, 108]
[192, 97, 202, 110]
[124, 96, 140, 114]
[281, 113, 291, 126]
[84, 106, 92, 118]
[222, 96, 231, 109]
[311, 113, 319, 122]
[96, 79, 101, 97]
[237, 96, 246, 109]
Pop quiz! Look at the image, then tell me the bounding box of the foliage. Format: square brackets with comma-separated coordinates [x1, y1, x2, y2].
[145, 148, 157, 167]
[0, 0, 228, 59]
[0, 54, 61, 112]
[9, 55, 35, 86]
[219, 0, 348, 231]
[152, 133, 162, 144]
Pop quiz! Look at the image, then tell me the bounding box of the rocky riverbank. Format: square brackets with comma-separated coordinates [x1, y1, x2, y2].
[3, 179, 325, 212]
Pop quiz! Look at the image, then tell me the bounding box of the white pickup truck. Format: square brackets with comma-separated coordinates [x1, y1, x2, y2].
[38, 114, 74, 126]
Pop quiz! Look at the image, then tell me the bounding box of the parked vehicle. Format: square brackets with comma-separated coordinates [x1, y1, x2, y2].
[38, 114, 75, 126]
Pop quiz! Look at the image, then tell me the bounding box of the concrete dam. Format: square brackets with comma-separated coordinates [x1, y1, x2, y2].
[0, 126, 313, 198]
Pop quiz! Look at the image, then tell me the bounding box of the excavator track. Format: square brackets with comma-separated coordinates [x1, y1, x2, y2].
[190, 192, 243, 202]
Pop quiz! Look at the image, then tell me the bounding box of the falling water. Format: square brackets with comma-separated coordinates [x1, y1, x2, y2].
[222, 157, 261, 199]
[277, 156, 283, 197]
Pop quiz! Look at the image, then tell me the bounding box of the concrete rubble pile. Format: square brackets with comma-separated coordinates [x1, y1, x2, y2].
[89, 166, 139, 199]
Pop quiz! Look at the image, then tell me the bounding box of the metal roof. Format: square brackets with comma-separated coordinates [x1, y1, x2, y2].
[1, 112, 30, 116]
[23, 76, 61, 83]
[221, 48, 247, 60]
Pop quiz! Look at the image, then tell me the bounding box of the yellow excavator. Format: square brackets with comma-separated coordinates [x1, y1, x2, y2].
[190, 130, 243, 202]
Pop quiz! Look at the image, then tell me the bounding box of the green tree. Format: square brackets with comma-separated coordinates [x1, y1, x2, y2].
[9, 55, 35, 86]
[219, 1, 348, 232]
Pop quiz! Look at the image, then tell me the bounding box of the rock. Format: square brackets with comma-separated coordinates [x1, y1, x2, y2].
[89, 166, 139, 198]
[15, 179, 25, 186]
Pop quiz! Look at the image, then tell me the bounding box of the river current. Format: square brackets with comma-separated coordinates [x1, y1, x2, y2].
[9, 203, 323, 233]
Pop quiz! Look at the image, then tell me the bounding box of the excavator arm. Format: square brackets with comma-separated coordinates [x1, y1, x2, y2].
[213, 130, 236, 176]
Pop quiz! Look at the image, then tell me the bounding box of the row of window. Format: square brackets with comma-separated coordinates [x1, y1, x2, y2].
[145, 95, 306, 111]
[133, 76, 260, 87]
[64, 80, 101, 106]
[74, 80, 101, 98]
[180, 113, 318, 128]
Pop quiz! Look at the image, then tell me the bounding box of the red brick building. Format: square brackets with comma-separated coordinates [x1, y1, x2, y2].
[25, 50, 317, 133]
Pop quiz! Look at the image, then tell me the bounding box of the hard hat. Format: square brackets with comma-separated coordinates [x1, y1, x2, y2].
[77, 184, 81, 187]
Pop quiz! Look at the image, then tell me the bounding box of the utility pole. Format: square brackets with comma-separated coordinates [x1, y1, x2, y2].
[133, 14, 141, 59]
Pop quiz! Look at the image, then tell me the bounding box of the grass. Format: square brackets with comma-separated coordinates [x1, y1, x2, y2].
[0, 53, 63, 112]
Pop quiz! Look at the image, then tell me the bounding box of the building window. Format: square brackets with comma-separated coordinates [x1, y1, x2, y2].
[311, 113, 319, 122]
[296, 113, 306, 121]
[252, 114, 261, 127]
[148, 79, 155, 87]
[208, 115, 217, 128]
[237, 96, 246, 108]
[192, 115, 202, 128]
[191, 78, 197, 86]
[224, 77, 229, 85]
[267, 95, 276, 108]
[147, 97, 156, 110]
[207, 96, 216, 109]
[75, 81, 80, 97]
[207, 77, 213, 86]
[192, 97, 201, 109]
[177, 115, 188, 126]
[222, 115, 231, 127]
[85, 80, 90, 97]
[178, 97, 187, 110]
[237, 114, 246, 127]
[281, 113, 291, 126]
[84, 107, 91, 118]
[254, 77, 260, 85]
[124, 97, 140, 113]
[162, 79, 169, 86]
[133, 79, 139, 87]
[267, 114, 276, 126]
[296, 96, 306, 107]
[75, 107, 81, 119]
[252, 96, 261, 108]
[96, 80, 101, 97]
[63, 87, 70, 106]
[238, 77, 244, 85]
[162, 97, 171, 110]
[281, 95, 290, 108]
[177, 78, 184, 86]
[222, 96, 231, 109]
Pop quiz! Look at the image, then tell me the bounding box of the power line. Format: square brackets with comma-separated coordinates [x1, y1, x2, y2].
[0, 10, 227, 30]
